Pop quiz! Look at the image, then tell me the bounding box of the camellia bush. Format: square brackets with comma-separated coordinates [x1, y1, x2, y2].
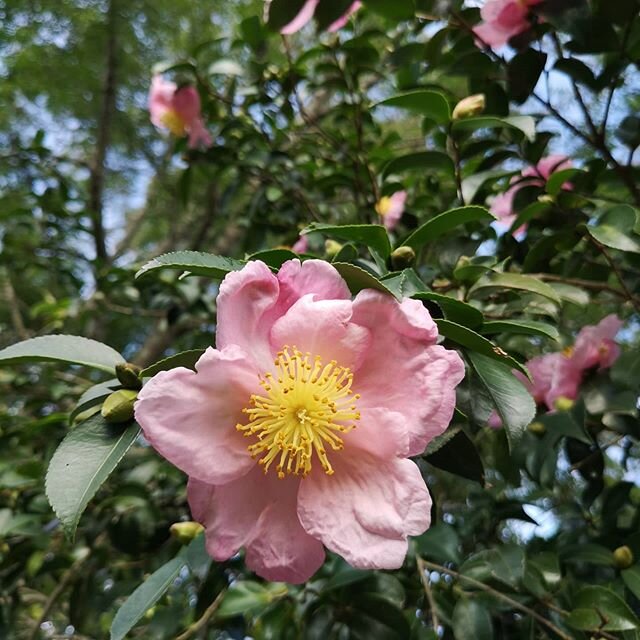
[1, 0, 640, 638]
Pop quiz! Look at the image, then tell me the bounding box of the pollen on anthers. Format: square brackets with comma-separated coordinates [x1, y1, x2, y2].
[235, 345, 361, 479]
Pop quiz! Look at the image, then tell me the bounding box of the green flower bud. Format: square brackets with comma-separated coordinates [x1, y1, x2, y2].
[101, 389, 138, 424]
[528, 421, 546, 436]
[390, 246, 416, 270]
[170, 521, 205, 545]
[452, 94, 485, 120]
[554, 396, 574, 412]
[614, 545, 634, 569]
[324, 240, 343, 258]
[115, 362, 142, 390]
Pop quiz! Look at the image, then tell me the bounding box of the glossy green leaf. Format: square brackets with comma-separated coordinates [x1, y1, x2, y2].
[302, 223, 391, 259]
[587, 205, 640, 254]
[452, 115, 537, 141]
[401, 206, 494, 251]
[363, 0, 415, 20]
[382, 151, 454, 179]
[0, 335, 124, 374]
[425, 428, 484, 484]
[374, 90, 450, 124]
[45, 415, 140, 538]
[266, 0, 307, 30]
[461, 545, 525, 588]
[135, 251, 245, 280]
[140, 349, 206, 378]
[567, 586, 639, 632]
[247, 248, 298, 269]
[415, 523, 461, 564]
[437, 319, 527, 375]
[622, 566, 640, 600]
[412, 292, 484, 329]
[560, 543, 614, 567]
[469, 273, 561, 305]
[507, 49, 547, 104]
[70, 379, 121, 423]
[332, 263, 394, 297]
[452, 599, 493, 640]
[480, 319, 559, 341]
[380, 269, 425, 298]
[546, 168, 583, 195]
[468, 353, 535, 448]
[217, 581, 288, 619]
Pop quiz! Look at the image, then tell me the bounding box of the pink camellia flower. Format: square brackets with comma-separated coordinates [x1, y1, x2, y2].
[149, 75, 212, 149]
[571, 314, 622, 372]
[522, 352, 582, 411]
[376, 191, 407, 231]
[474, 0, 543, 48]
[135, 259, 465, 583]
[292, 234, 309, 254]
[278, 0, 362, 34]
[490, 155, 573, 238]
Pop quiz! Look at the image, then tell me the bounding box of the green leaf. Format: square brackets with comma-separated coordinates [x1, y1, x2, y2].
[70, 379, 121, 423]
[382, 151, 454, 179]
[568, 586, 639, 632]
[424, 428, 484, 484]
[480, 319, 559, 341]
[452, 599, 494, 640]
[468, 353, 535, 448]
[374, 90, 450, 124]
[208, 59, 244, 76]
[0, 335, 124, 374]
[469, 273, 561, 305]
[452, 115, 537, 141]
[623, 566, 640, 600]
[332, 263, 394, 297]
[507, 49, 547, 104]
[412, 292, 484, 329]
[140, 350, 206, 378]
[135, 251, 245, 280]
[415, 523, 461, 564]
[437, 319, 527, 375]
[461, 545, 525, 588]
[560, 543, 614, 567]
[587, 205, 640, 254]
[110, 556, 184, 640]
[461, 169, 513, 205]
[538, 411, 591, 445]
[380, 269, 426, 298]
[349, 594, 412, 640]
[266, 0, 307, 30]
[217, 581, 288, 619]
[45, 415, 139, 538]
[546, 168, 583, 196]
[363, 0, 415, 20]
[314, 0, 359, 29]
[401, 206, 495, 251]
[302, 223, 391, 259]
[247, 248, 298, 269]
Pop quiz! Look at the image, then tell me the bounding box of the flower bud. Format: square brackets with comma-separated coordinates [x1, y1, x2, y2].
[101, 389, 138, 424]
[528, 421, 546, 436]
[115, 363, 143, 390]
[390, 246, 416, 270]
[554, 396, 574, 412]
[170, 521, 204, 545]
[452, 94, 485, 120]
[538, 194, 555, 204]
[324, 240, 343, 258]
[613, 545, 634, 569]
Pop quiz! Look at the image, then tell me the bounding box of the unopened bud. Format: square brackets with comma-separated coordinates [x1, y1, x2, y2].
[528, 421, 546, 436]
[538, 194, 554, 204]
[452, 94, 485, 120]
[324, 240, 343, 258]
[101, 389, 138, 424]
[115, 362, 142, 390]
[170, 521, 204, 545]
[613, 545, 634, 569]
[554, 396, 574, 412]
[390, 246, 416, 270]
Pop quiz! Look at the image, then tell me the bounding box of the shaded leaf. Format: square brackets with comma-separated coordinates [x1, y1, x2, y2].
[374, 90, 450, 124]
[135, 251, 245, 280]
[302, 223, 391, 259]
[140, 350, 206, 378]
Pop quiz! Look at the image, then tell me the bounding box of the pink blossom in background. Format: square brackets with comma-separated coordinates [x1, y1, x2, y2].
[135, 259, 465, 582]
[490, 155, 573, 238]
[279, 0, 361, 34]
[148, 75, 212, 149]
[521, 352, 582, 411]
[292, 235, 309, 254]
[376, 191, 407, 231]
[571, 314, 623, 372]
[474, 0, 543, 48]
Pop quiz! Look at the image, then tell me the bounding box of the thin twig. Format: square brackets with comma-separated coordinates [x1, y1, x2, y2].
[530, 272, 638, 303]
[416, 556, 440, 630]
[175, 589, 226, 640]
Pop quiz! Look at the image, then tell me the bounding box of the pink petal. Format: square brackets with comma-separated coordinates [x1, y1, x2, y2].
[280, 0, 320, 34]
[149, 75, 176, 128]
[188, 469, 325, 583]
[572, 315, 623, 371]
[344, 407, 410, 458]
[383, 191, 407, 231]
[473, 21, 512, 48]
[298, 456, 431, 570]
[269, 294, 371, 370]
[350, 291, 465, 456]
[292, 235, 309, 254]
[524, 352, 581, 411]
[327, 1, 362, 32]
[134, 346, 259, 484]
[172, 85, 202, 122]
[187, 117, 213, 149]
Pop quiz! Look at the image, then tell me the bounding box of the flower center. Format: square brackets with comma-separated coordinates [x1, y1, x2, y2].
[160, 109, 187, 137]
[375, 196, 392, 217]
[562, 346, 574, 358]
[236, 346, 361, 479]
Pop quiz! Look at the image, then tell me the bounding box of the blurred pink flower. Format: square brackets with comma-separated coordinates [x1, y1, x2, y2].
[149, 75, 212, 149]
[376, 191, 407, 231]
[474, 0, 543, 48]
[571, 314, 623, 371]
[135, 259, 464, 583]
[292, 235, 309, 254]
[521, 352, 581, 411]
[279, 0, 361, 34]
[490, 155, 573, 237]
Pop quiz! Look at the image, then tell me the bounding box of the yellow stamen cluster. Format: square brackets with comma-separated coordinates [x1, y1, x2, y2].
[236, 346, 361, 479]
[160, 109, 187, 137]
[375, 196, 392, 217]
[562, 346, 574, 358]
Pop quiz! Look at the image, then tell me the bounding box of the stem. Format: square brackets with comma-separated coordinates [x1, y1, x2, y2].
[419, 558, 573, 640]
[530, 272, 638, 304]
[175, 589, 226, 640]
[416, 556, 440, 630]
